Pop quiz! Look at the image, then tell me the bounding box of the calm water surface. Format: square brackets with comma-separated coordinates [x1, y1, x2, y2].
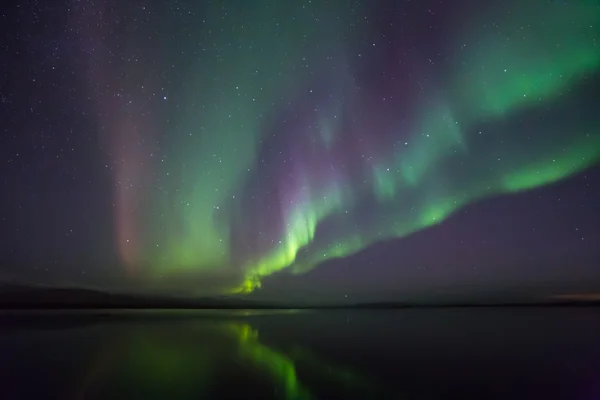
[1, 308, 599, 399]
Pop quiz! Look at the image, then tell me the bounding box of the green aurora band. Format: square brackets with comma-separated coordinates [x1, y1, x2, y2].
[113, 0, 600, 294]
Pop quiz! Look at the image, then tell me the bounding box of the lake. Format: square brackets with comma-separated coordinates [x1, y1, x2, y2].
[1, 308, 599, 399]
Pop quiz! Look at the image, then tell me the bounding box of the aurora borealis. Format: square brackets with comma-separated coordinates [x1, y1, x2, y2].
[1, 0, 599, 299]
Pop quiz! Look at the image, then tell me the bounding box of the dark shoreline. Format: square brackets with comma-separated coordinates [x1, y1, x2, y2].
[1, 301, 600, 310]
[2, 285, 599, 310]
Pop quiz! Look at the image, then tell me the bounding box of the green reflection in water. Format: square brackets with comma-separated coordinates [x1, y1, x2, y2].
[77, 319, 377, 399]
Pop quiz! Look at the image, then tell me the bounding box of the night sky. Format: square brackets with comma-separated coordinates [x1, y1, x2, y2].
[1, 0, 599, 302]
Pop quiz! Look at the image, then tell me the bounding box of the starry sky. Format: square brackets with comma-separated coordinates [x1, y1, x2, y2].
[1, 0, 599, 302]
